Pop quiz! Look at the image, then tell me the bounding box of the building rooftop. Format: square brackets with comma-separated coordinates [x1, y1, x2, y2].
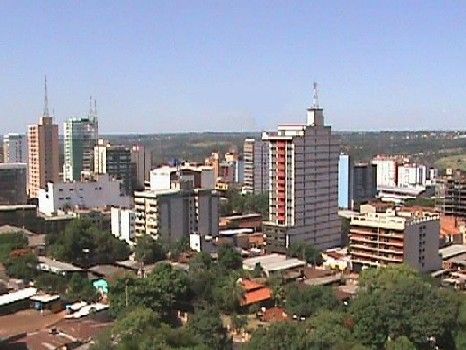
[261, 307, 288, 323]
[439, 245, 466, 260]
[0, 287, 37, 307]
[30, 294, 60, 303]
[243, 254, 305, 272]
[38, 256, 83, 272]
[240, 286, 272, 307]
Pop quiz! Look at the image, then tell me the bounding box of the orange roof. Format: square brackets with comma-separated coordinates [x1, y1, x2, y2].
[262, 307, 288, 323]
[241, 287, 272, 306]
[440, 216, 463, 237]
[240, 279, 265, 292]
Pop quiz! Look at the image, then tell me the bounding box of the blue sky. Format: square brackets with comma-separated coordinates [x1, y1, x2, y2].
[1, 1, 466, 134]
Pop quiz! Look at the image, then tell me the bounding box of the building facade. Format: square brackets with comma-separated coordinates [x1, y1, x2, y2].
[38, 174, 132, 216]
[436, 169, 466, 218]
[397, 163, 427, 188]
[353, 162, 378, 207]
[371, 155, 406, 189]
[243, 139, 269, 194]
[3, 133, 27, 163]
[94, 140, 133, 195]
[0, 163, 28, 205]
[338, 154, 353, 209]
[27, 116, 60, 198]
[63, 115, 98, 182]
[262, 90, 340, 252]
[134, 188, 219, 244]
[349, 208, 441, 272]
[111, 207, 136, 244]
[149, 165, 215, 191]
[131, 145, 151, 190]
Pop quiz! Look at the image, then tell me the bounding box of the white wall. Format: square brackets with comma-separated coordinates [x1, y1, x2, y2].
[38, 174, 132, 216]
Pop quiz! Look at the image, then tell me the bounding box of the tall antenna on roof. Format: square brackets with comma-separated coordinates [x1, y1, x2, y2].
[312, 82, 319, 109]
[44, 75, 50, 117]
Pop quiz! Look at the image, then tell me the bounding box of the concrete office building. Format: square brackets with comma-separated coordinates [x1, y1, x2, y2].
[3, 134, 27, 163]
[397, 163, 427, 188]
[63, 107, 98, 181]
[133, 164, 219, 246]
[111, 207, 136, 244]
[0, 163, 28, 205]
[262, 85, 340, 252]
[436, 169, 466, 218]
[38, 174, 132, 216]
[150, 165, 215, 191]
[349, 206, 441, 272]
[353, 162, 378, 207]
[338, 154, 353, 209]
[371, 155, 407, 189]
[94, 140, 133, 195]
[27, 78, 60, 198]
[134, 187, 219, 244]
[243, 139, 269, 194]
[131, 145, 151, 190]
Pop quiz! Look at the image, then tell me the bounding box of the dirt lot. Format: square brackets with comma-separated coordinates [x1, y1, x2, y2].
[0, 309, 65, 338]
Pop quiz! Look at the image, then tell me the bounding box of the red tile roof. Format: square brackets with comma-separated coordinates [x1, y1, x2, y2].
[262, 307, 288, 323]
[241, 287, 272, 306]
[240, 279, 265, 292]
[441, 216, 463, 237]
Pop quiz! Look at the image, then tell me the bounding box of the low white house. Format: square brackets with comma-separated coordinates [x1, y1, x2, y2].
[111, 207, 136, 244]
[38, 174, 132, 216]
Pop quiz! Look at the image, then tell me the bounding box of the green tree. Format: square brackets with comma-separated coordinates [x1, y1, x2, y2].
[109, 263, 189, 318]
[247, 321, 308, 350]
[0, 232, 28, 263]
[188, 306, 232, 350]
[350, 265, 458, 348]
[35, 273, 68, 294]
[135, 235, 166, 264]
[212, 273, 243, 313]
[285, 284, 339, 318]
[112, 307, 161, 343]
[306, 310, 355, 349]
[217, 245, 242, 270]
[385, 336, 416, 350]
[288, 241, 323, 265]
[48, 219, 130, 266]
[66, 273, 99, 302]
[5, 253, 38, 281]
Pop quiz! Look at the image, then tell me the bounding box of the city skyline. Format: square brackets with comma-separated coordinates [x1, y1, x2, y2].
[2, 1, 466, 134]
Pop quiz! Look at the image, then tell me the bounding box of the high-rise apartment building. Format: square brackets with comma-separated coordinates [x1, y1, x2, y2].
[371, 155, 407, 188]
[0, 163, 28, 204]
[3, 133, 27, 163]
[262, 85, 340, 252]
[243, 139, 269, 194]
[131, 145, 151, 190]
[63, 103, 98, 182]
[353, 162, 378, 207]
[436, 169, 466, 218]
[134, 166, 219, 245]
[27, 78, 60, 198]
[94, 139, 133, 195]
[338, 154, 353, 209]
[349, 205, 441, 272]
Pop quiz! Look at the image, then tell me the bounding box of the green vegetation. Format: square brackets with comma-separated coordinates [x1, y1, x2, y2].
[4, 253, 38, 281]
[288, 241, 323, 265]
[404, 197, 436, 207]
[109, 263, 189, 318]
[220, 189, 268, 218]
[134, 235, 166, 264]
[284, 284, 339, 318]
[0, 231, 28, 263]
[435, 153, 466, 171]
[246, 265, 466, 349]
[47, 219, 130, 266]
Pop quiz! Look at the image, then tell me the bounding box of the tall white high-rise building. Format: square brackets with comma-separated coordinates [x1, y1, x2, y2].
[3, 133, 27, 163]
[262, 84, 340, 252]
[63, 99, 98, 181]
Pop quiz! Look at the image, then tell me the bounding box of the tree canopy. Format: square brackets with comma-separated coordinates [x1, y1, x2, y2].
[47, 219, 130, 266]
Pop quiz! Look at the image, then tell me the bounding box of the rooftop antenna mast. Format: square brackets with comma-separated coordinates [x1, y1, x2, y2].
[312, 82, 319, 109]
[44, 75, 50, 117]
[89, 96, 93, 116]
